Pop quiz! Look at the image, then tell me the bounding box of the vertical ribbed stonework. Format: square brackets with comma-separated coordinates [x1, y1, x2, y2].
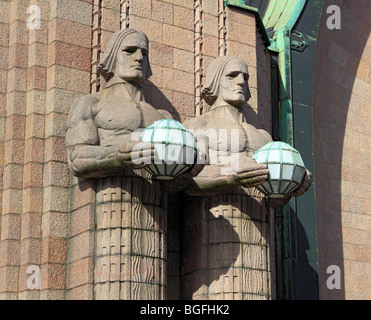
[64, 0, 96, 300]
[94, 169, 167, 300]
[208, 189, 272, 300]
[182, 188, 272, 300]
[0, 0, 26, 300]
[91, 0, 167, 300]
[218, 0, 227, 56]
[120, 0, 130, 29]
[194, 0, 203, 117]
[91, 0, 101, 93]
[21, 0, 51, 299]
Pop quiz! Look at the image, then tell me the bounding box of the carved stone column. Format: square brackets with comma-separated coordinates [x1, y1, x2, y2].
[182, 187, 273, 300]
[94, 169, 167, 300]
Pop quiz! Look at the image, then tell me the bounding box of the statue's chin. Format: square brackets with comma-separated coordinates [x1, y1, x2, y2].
[220, 94, 247, 108]
[116, 70, 145, 84]
[225, 100, 246, 108]
[122, 76, 145, 84]
[127, 78, 144, 84]
[232, 101, 246, 107]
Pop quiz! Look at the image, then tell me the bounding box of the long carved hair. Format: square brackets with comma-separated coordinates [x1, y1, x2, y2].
[98, 28, 153, 82]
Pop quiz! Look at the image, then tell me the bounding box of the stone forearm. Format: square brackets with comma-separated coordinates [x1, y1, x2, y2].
[67, 144, 130, 178]
[184, 165, 238, 196]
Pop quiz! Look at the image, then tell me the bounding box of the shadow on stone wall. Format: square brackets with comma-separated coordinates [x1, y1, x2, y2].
[243, 102, 260, 130]
[179, 191, 269, 300]
[313, 0, 371, 299]
[143, 80, 180, 121]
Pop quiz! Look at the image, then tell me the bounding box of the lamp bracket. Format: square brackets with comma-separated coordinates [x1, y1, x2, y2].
[291, 30, 308, 52]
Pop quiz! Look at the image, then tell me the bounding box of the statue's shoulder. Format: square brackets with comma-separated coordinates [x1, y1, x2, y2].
[257, 128, 272, 143]
[183, 113, 210, 130]
[66, 93, 101, 146]
[156, 109, 173, 120]
[71, 93, 100, 108]
[68, 93, 100, 124]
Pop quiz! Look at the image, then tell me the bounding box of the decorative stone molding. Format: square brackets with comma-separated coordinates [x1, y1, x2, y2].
[218, 0, 227, 56]
[91, 0, 102, 93]
[120, 0, 130, 29]
[195, 0, 203, 116]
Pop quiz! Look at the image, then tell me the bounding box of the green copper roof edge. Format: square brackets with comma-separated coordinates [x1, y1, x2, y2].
[224, 1, 307, 54]
[286, 0, 307, 30]
[224, 0, 272, 48]
[264, 0, 307, 52]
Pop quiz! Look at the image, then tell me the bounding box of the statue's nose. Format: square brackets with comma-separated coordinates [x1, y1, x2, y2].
[236, 73, 245, 86]
[134, 49, 144, 62]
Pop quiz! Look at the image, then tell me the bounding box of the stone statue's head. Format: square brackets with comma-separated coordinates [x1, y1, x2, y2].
[202, 56, 251, 108]
[98, 28, 152, 83]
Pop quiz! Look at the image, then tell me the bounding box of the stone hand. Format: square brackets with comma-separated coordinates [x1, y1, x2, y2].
[118, 139, 155, 169]
[290, 169, 312, 197]
[178, 150, 206, 179]
[269, 169, 312, 208]
[231, 154, 269, 188]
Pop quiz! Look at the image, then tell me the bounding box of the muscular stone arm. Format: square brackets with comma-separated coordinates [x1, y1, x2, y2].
[67, 143, 129, 178]
[66, 95, 151, 178]
[66, 95, 116, 178]
[184, 155, 270, 196]
[183, 164, 240, 196]
[181, 120, 269, 196]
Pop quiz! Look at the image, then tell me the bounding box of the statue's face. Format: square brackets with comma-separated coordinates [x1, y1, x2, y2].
[115, 33, 149, 83]
[218, 59, 250, 107]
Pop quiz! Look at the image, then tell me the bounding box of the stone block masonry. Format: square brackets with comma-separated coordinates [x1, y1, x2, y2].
[0, 0, 276, 300]
[129, 0, 196, 123]
[0, 0, 94, 300]
[314, 0, 371, 300]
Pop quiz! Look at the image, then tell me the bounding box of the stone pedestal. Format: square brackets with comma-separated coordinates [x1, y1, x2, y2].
[94, 169, 167, 300]
[182, 187, 273, 300]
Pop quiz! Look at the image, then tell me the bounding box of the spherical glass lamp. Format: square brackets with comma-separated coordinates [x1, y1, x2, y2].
[140, 119, 197, 180]
[252, 141, 306, 198]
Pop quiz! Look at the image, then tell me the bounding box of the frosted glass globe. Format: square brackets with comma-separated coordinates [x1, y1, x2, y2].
[253, 141, 306, 198]
[140, 119, 197, 180]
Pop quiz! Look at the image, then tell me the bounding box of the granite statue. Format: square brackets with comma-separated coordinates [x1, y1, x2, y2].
[65, 29, 200, 300]
[183, 55, 312, 206]
[66, 28, 172, 178]
[180, 55, 312, 299]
